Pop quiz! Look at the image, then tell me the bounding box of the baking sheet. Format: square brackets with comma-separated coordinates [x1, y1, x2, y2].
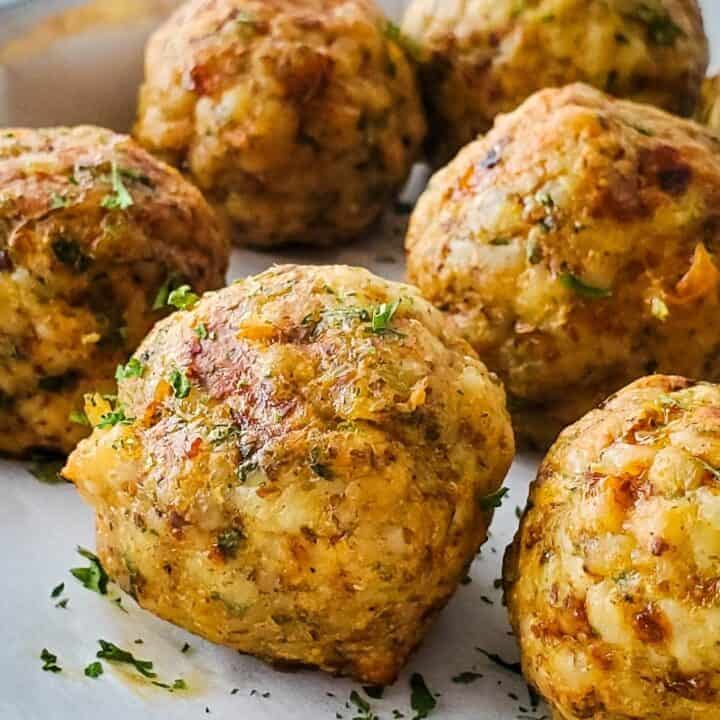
[0, 2, 717, 719]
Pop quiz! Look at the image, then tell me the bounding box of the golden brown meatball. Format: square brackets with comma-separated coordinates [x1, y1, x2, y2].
[134, 0, 426, 248]
[505, 375, 720, 720]
[402, 0, 709, 163]
[406, 84, 720, 448]
[698, 75, 720, 134]
[0, 126, 228, 456]
[63, 264, 514, 684]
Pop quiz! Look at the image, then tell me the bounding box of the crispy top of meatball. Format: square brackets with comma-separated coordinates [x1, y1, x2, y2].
[0, 126, 228, 285]
[0, 126, 228, 454]
[65, 264, 514, 684]
[406, 84, 720, 447]
[403, 0, 708, 161]
[505, 375, 720, 719]
[134, 0, 426, 247]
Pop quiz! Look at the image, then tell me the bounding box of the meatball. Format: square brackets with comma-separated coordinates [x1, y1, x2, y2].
[698, 75, 720, 134]
[505, 375, 720, 720]
[402, 0, 708, 163]
[406, 84, 720, 448]
[134, 0, 426, 248]
[0, 126, 228, 456]
[63, 264, 514, 684]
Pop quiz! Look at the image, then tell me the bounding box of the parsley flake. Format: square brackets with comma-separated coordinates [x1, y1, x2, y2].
[195, 323, 209, 340]
[70, 547, 109, 595]
[115, 358, 145, 381]
[41, 649, 62, 673]
[169, 368, 191, 399]
[101, 161, 134, 211]
[50, 193, 69, 209]
[168, 285, 199, 311]
[97, 407, 133, 429]
[410, 673, 437, 719]
[153, 273, 182, 310]
[480, 487, 509, 510]
[452, 671, 483, 684]
[371, 298, 401, 333]
[216, 528, 244, 559]
[85, 661, 104, 678]
[96, 640, 156, 678]
[51, 582, 65, 599]
[559, 273, 612, 299]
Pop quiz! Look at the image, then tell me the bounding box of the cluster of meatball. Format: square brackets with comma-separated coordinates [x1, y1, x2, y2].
[6, 0, 720, 701]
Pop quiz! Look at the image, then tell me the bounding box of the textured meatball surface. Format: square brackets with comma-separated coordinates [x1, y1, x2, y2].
[505, 375, 720, 720]
[406, 84, 720, 448]
[698, 75, 720, 134]
[0, 126, 228, 456]
[63, 264, 514, 684]
[402, 0, 708, 162]
[134, 0, 426, 248]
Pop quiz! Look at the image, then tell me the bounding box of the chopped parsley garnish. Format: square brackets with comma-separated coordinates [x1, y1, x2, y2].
[41, 649, 62, 673]
[28, 456, 65, 484]
[153, 273, 182, 310]
[169, 368, 191, 399]
[96, 640, 156, 678]
[349, 690, 378, 720]
[101, 161, 134, 211]
[69, 409, 90, 426]
[168, 285, 200, 311]
[490, 237, 511, 246]
[216, 528, 244, 559]
[152, 678, 188, 691]
[181, 643, 191, 654]
[559, 273, 612, 299]
[237, 460, 259, 483]
[70, 547, 109, 595]
[55, 598, 69, 609]
[51, 583, 64, 599]
[452, 671, 483, 684]
[195, 323, 209, 340]
[480, 487, 509, 510]
[475, 648, 522, 674]
[410, 673, 437, 719]
[97, 407, 132, 429]
[371, 298, 401, 334]
[50, 193, 69, 209]
[115, 358, 145, 381]
[85, 661, 104, 678]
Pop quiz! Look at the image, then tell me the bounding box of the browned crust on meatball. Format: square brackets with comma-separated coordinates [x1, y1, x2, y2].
[0, 126, 228, 455]
[406, 84, 720, 448]
[505, 375, 720, 719]
[134, 0, 426, 247]
[64, 264, 514, 683]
